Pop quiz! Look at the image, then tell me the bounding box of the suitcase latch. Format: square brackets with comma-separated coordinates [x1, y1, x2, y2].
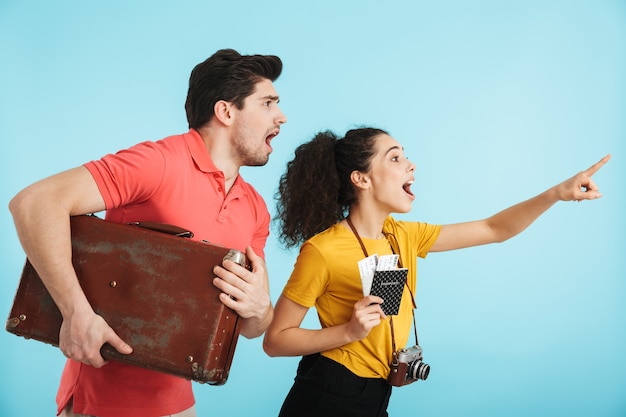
[6, 314, 27, 329]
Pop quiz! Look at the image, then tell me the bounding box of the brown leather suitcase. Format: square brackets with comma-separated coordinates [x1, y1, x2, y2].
[6, 214, 246, 385]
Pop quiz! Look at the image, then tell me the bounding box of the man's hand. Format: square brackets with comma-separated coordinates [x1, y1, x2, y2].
[59, 309, 132, 368]
[212, 246, 273, 338]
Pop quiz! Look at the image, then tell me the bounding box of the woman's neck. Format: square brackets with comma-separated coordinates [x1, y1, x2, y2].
[344, 211, 387, 240]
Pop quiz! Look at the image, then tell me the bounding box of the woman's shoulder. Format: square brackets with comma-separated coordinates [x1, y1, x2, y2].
[302, 222, 359, 255]
[307, 222, 349, 245]
[383, 215, 440, 233]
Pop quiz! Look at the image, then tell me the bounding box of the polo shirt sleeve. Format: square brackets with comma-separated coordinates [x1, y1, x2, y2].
[84, 141, 166, 209]
[244, 185, 270, 259]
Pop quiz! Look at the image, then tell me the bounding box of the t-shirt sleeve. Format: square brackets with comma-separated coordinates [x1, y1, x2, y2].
[84, 141, 166, 209]
[384, 217, 441, 259]
[281, 241, 329, 308]
[413, 222, 441, 258]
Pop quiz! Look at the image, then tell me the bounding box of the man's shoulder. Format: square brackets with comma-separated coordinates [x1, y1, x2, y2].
[120, 131, 188, 154]
[152, 131, 191, 148]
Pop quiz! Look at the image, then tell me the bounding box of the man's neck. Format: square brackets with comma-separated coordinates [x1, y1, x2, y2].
[196, 126, 240, 194]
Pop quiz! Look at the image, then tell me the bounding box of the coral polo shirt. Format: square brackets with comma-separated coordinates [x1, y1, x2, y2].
[56, 129, 270, 417]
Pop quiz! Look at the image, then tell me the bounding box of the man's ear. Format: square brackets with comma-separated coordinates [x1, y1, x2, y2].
[213, 100, 234, 126]
[350, 170, 371, 190]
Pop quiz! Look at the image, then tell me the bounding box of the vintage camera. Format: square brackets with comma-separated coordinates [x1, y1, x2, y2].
[387, 345, 430, 387]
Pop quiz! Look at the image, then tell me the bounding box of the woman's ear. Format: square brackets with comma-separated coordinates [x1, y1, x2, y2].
[350, 170, 371, 190]
[213, 100, 234, 126]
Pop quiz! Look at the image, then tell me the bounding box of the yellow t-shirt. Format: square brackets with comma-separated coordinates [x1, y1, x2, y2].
[282, 216, 441, 379]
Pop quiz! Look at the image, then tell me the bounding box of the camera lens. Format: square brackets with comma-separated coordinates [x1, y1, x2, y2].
[408, 360, 430, 381]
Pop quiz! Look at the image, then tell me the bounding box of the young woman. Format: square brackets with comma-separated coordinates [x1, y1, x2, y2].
[263, 127, 609, 417]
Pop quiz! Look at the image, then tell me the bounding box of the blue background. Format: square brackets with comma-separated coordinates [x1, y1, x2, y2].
[1, 1, 624, 416]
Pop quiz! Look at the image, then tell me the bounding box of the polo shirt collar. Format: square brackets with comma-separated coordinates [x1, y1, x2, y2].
[186, 128, 246, 194]
[187, 128, 220, 173]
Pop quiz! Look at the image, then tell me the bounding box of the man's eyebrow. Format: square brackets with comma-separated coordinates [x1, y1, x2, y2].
[260, 94, 280, 102]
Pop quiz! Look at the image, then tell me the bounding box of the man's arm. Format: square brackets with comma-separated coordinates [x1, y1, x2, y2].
[9, 166, 132, 366]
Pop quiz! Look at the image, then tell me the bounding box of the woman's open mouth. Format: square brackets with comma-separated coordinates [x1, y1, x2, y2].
[403, 180, 414, 197]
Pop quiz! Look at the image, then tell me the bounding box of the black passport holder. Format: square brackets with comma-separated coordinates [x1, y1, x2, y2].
[370, 268, 408, 316]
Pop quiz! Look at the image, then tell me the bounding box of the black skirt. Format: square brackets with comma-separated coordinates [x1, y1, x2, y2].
[278, 353, 392, 417]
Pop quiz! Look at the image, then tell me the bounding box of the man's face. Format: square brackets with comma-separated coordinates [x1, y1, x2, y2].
[231, 78, 287, 166]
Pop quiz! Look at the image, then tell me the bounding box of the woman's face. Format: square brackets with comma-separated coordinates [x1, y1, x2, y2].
[366, 134, 416, 214]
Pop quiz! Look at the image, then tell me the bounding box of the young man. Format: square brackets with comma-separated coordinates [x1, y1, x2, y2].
[9, 49, 287, 417]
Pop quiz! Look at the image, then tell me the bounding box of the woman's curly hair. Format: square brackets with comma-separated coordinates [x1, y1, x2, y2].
[274, 127, 387, 248]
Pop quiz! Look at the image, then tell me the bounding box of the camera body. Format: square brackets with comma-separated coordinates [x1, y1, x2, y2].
[387, 345, 430, 387]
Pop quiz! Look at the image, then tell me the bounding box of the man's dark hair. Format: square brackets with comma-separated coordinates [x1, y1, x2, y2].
[185, 49, 283, 129]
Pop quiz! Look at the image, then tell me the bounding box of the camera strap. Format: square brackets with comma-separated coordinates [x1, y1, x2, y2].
[345, 217, 420, 355]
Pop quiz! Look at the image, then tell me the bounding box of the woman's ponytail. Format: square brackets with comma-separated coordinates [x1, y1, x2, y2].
[275, 131, 344, 248]
[275, 127, 388, 248]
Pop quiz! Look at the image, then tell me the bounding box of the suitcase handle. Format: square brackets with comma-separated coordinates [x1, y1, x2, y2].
[129, 221, 194, 238]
